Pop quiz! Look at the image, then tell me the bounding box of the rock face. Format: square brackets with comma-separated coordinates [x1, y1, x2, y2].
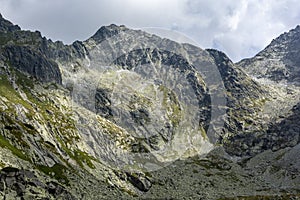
[0, 14, 299, 199]
[0, 16, 62, 84]
[207, 49, 275, 156]
[233, 25, 300, 157]
[3, 45, 62, 84]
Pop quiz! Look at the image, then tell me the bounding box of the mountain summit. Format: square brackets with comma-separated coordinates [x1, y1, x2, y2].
[0, 15, 299, 199]
[238, 25, 300, 84]
[91, 24, 128, 42]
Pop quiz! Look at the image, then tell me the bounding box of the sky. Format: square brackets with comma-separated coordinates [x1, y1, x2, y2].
[0, 0, 300, 62]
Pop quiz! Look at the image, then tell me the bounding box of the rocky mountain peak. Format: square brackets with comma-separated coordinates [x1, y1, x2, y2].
[90, 24, 128, 43]
[269, 25, 300, 44]
[0, 13, 21, 32]
[238, 25, 300, 84]
[262, 25, 300, 55]
[206, 49, 233, 65]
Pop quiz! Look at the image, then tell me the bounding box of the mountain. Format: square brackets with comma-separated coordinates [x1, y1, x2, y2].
[0, 14, 299, 199]
[238, 25, 300, 85]
[237, 25, 300, 156]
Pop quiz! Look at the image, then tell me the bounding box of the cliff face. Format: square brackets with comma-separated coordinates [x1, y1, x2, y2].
[0, 14, 299, 199]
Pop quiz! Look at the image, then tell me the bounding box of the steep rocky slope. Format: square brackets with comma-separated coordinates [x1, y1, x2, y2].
[237, 25, 300, 157]
[0, 14, 299, 199]
[208, 49, 300, 157]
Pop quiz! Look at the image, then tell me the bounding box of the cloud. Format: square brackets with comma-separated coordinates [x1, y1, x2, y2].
[0, 0, 300, 61]
[181, 0, 300, 61]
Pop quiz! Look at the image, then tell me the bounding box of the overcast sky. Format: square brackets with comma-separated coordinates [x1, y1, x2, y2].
[0, 0, 300, 62]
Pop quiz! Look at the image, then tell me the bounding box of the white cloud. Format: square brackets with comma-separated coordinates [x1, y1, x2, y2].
[0, 0, 299, 61]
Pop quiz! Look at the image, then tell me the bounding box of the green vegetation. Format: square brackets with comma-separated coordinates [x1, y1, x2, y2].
[73, 150, 96, 169]
[55, 136, 97, 170]
[128, 93, 153, 110]
[199, 126, 208, 140]
[0, 161, 5, 168]
[97, 116, 133, 151]
[0, 135, 29, 161]
[12, 69, 94, 170]
[37, 163, 69, 185]
[0, 66, 98, 178]
[159, 85, 182, 128]
[0, 74, 32, 110]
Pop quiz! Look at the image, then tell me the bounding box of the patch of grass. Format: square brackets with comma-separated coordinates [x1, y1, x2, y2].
[97, 116, 133, 151]
[0, 161, 6, 169]
[73, 150, 96, 169]
[0, 135, 29, 161]
[199, 126, 208, 140]
[159, 85, 182, 127]
[0, 109, 35, 148]
[10, 127, 30, 148]
[0, 74, 33, 112]
[128, 93, 153, 110]
[55, 136, 97, 170]
[37, 163, 69, 185]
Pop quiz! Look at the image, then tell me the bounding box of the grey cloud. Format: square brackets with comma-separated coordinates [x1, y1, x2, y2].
[0, 0, 299, 61]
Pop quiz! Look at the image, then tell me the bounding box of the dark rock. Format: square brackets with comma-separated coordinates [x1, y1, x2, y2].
[207, 49, 264, 101]
[130, 108, 150, 126]
[0, 168, 76, 199]
[126, 172, 152, 192]
[47, 181, 60, 195]
[46, 181, 75, 200]
[0, 179, 5, 192]
[3, 45, 62, 84]
[13, 182, 25, 196]
[207, 49, 268, 156]
[1, 167, 19, 174]
[95, 88, 113, 118]
[72, 40, 88, 59]
[0, 14, 21, 32]
[226, 102, 300, 156]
